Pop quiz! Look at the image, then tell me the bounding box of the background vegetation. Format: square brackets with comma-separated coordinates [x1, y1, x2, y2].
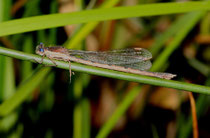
[0, 0, 210, 137]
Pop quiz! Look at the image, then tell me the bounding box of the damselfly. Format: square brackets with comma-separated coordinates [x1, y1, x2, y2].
[35, 43, 176, 81]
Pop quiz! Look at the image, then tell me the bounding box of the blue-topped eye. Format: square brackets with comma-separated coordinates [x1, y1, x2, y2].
[39, 48, 44, 52]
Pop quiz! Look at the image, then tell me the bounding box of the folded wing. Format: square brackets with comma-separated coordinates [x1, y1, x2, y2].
[68, 48, 152, 71]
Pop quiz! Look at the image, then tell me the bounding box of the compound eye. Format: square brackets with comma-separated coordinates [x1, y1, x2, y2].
[39, 48, 44, 52]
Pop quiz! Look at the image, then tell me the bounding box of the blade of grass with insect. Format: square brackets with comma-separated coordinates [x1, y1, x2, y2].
[0, 46, 210, 93]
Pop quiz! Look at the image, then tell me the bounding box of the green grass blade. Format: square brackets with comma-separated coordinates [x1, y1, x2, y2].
[188, 58, 210, 76]
[151, 11, 205, 72]
[73, 103, 82, 138]
[0, 0, 12, 21]
[0, 67, 50, 117]
[0, 1, 210, 37]
[81, 99, 91, 138]
[96, 86, 143, 138]
[66, 0, 120, 48]
[149, 12, 194, 56]
[21, 36, 33, 79]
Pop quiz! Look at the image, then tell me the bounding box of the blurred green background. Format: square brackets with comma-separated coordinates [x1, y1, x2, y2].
[0, 0, 210, 137]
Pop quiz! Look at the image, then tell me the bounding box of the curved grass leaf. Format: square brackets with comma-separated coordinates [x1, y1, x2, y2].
[0, 1, 210, 37]
[0, 67, 50, 117]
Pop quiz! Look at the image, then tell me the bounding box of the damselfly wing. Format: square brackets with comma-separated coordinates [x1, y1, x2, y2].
[68, 48, 152, 71]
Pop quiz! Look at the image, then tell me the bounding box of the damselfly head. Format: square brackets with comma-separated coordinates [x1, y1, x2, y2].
[36, 43, 45, 55]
